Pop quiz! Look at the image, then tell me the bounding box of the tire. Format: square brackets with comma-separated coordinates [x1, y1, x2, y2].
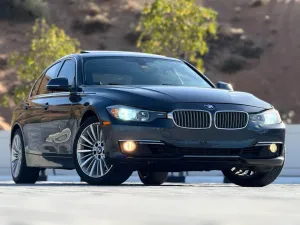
[73, 117, 132, 185]
[222, 149, 285, 187]
[138, 171, 168, 186]
[11, 129, 40, 184]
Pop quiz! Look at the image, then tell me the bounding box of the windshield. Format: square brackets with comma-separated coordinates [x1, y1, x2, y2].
[83, 56, 212, 88]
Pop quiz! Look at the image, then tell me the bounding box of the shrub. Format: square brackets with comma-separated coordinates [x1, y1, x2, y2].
[220, 55, 247, 73]
[233, 43, 263, 59]
[73, 14, 111, 34]
[2, 19, 80, 106]
[0, 0, 48, 20]
[137, 0, 218, 71]
[249, 0, 270, 7]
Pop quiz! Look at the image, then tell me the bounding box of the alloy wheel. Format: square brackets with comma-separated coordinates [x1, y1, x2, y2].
[229, 167, 256, 178]
[11, 134, 22, 178]
[77, 122, 112, 178]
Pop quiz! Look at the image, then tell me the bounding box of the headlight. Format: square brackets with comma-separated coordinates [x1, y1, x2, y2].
[106, 105, 166, 122]
[251, 109, 281, 125]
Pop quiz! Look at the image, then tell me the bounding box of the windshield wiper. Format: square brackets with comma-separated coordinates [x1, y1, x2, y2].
[107, 83, 122, 85]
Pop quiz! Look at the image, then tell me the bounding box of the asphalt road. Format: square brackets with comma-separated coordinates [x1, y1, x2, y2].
[0, 182, 300, 225]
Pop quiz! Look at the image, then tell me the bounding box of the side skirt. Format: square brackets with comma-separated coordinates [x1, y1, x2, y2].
[25, 153, 75, 169]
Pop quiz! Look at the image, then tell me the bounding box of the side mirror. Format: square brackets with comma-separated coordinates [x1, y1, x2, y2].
[216, 81, 234, 91]
[47, 77, 70, 92]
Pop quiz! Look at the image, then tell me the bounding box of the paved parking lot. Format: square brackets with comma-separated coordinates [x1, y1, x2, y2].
[0, 182, 299, 225]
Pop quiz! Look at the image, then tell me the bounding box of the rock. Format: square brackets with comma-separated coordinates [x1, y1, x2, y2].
[234, 6, 242, 13]
[264, 15, 271, 22]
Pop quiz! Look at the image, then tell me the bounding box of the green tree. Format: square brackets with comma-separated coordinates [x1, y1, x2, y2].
[137, 0, 218, 71]
[2, 19, 80, 106]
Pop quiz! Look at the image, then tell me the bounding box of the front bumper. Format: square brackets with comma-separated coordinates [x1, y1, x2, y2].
[102, 106, 285, 172]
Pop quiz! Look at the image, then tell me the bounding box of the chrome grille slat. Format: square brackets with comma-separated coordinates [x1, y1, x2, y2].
[215, 111, 248, 129]
[172, 110, 211, 129]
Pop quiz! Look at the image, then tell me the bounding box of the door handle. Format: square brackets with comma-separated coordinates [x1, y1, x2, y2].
[24, 103, 30, 110]
[43, 102, 49, 110]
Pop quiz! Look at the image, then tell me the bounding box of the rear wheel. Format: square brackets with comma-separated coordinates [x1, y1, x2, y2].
[11, 129, 40, 184]
[138, 171, 168, 186]
[74, 117, 132, 185]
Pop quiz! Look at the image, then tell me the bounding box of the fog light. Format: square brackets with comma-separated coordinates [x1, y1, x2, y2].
[122, 141, 137, 153]
[269, 144, 278, 153]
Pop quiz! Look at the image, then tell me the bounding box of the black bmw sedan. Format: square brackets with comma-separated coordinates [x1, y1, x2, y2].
[10, 51, 285, 187]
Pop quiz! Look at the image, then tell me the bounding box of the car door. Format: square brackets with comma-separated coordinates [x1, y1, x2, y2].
[23, 61, 63, 162]
[39, 58, 77, 158]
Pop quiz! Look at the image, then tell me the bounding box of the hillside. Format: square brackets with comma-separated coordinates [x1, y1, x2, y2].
[0, 0, 299, 129]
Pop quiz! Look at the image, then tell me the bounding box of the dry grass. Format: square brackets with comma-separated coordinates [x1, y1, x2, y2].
[83, 2, 101, 16]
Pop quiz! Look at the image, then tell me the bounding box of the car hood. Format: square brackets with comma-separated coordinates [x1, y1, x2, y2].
[84, 86, 272, 110]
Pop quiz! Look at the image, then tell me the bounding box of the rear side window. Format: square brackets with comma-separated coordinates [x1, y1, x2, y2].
[37, 61, 63, 95]
[31, 75, 43, 97]
[57, 59, 76, 86]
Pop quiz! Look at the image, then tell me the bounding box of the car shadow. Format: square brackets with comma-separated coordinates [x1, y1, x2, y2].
[0, 182, 232, 187]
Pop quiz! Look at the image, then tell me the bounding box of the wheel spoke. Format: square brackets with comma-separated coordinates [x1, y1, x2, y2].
[80, 153, 92, 160]
[12, 161, 17, 173]
[12, 147, 18, 156]
[89, 160, 97, 176]
[99, 159, 103, 176]
[12, 138, 17, 151]
[11, 157, 18, 163]
[102, 158, 109, 170]
[96, 161, 99, 176]
[90, 125, 97, 142]
[80, 135, 93, 146]
[15, 136, 19, 148]
[79, 142, 93, 149]
[97, 125, 100, 141]
[80, 156, 93, 168]
[99, 130, 103, 142]
[87, 130, 95, 143]
[15, 160, 21, 177]
[86, 159, 95, 172]
[78, 149, 93, 153]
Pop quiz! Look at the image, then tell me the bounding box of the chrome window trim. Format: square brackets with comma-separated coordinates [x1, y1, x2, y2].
[214, 110, 249, 130]
[168, 110, 212, 129]
[32, 92, 71, 99]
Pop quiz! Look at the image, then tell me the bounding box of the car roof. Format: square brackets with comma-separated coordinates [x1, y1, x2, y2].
[64, 51, 181, 61]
